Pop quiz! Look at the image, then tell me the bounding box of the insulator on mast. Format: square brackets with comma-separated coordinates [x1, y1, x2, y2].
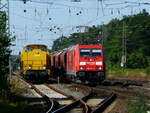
[71, 0, 81, 2]
[21, 0, 28, 4]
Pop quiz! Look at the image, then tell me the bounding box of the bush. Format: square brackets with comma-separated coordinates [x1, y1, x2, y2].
[127, 53, 148, 69]
[0, 101, 27, 113]
[145, 67, 150, 75]
[126, 96, 148, 113]
[0, 89, 28, 113]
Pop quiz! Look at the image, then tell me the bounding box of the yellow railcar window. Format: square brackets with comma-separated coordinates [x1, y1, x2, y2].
[25, 47, 33, 52]
[40, 47, 47, 51]
[25, 46, 47, 52]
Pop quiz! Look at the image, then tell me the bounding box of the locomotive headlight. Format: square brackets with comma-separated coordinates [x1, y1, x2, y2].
[96, 62, 102, 65]
[29, 66, 31, 69]
[80, 67, 85, 70]
[80, 62, 86, 65]
[98, 67, 102, 70]
[29, 64, 32, 69]
[96, 67, 103, 70]
[43, 66, 46, 69]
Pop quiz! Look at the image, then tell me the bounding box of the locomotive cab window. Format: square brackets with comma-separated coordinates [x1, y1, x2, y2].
[80, 49, 91, 57]
[25, 47, 33, 52]
[91, 49, 102, 57]
[80, 49, 102, 57]
[40, 46, 47, 51]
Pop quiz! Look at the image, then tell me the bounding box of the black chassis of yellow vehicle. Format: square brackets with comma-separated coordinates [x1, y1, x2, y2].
[25, 70, 49, 82]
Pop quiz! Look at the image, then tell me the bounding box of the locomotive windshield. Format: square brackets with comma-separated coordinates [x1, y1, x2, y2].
[40, 46, 47, 51]
[80, 49, 102, 57]
[25, 46, 47, 52]
[80, 49, 91, 57]
[91, 49, 102, 57]
[25, 47, 33, 52]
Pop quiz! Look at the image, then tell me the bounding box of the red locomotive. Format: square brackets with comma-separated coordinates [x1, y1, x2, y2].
[50, 45, 105, 83]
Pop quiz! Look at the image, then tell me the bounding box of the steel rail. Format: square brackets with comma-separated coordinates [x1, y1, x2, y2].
[44, 83, 77, 100]
[13, 73, 58, 113]
[29, 84, 58, 113]
[44, 83, 92, 113]
[80, 98, 92, 113]
[52, 93, 92, 113]
[91, 93, 117, 113]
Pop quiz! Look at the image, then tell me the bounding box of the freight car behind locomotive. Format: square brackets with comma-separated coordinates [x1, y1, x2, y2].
[51, 45, 105, 83]
[20, 44, 50, 81]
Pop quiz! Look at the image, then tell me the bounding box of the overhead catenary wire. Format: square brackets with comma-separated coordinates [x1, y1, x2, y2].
[9, 0, 150, 52]
[10, 0, 150, 15]
[100, 0, 105, 16]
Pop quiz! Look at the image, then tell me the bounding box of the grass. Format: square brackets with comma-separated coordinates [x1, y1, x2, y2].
[126, 96, 148, 113]
[0, 100, 27, 113]
[9, 76, 29, 95]
[107, 67, 150, 79]
[0, 90, 28, 113]
[0, 76, 29, 113]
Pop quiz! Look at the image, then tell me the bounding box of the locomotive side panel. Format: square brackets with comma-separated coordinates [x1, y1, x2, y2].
[60, 49, 67, 72]
[66, 45, 77, 76]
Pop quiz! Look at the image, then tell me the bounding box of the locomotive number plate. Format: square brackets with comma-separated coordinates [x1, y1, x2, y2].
[34, 54, 40, 56]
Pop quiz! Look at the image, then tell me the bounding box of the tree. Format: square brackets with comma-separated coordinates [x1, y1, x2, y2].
[0, 11, 11, 90]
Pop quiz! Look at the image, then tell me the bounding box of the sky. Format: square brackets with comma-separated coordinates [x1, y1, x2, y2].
[5, 0, 150, 54]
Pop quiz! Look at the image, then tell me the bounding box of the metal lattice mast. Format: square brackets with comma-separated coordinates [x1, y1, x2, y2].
[121, 21, 127, 68]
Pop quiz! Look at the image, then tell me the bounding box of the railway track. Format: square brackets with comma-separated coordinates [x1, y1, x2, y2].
[95, 79, 150, 98]
[13, 73, 58, 113]
[13, 72, 117, 113]
[100, 79, 143, 87]
[32, 83, 117, 113]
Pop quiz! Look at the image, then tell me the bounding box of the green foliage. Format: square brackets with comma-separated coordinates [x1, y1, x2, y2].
[145, 67, 150, 75]
[0, 89, 28, 113]
[0, 100, 27, 113]
[126, 96, 148, 113]
[108, 68, 149, 78]
[0, 77, 29, 113]
[127, 53, 148, 68]
[0, 11, 11, 90]
[52, 26, 102, 51]
[51, 9, 150, 69]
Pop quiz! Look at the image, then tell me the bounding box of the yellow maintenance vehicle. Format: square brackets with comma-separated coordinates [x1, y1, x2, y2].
[20, 44, 50, 81]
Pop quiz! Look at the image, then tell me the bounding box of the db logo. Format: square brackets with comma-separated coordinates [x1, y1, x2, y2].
[86, 62, 95, 65]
